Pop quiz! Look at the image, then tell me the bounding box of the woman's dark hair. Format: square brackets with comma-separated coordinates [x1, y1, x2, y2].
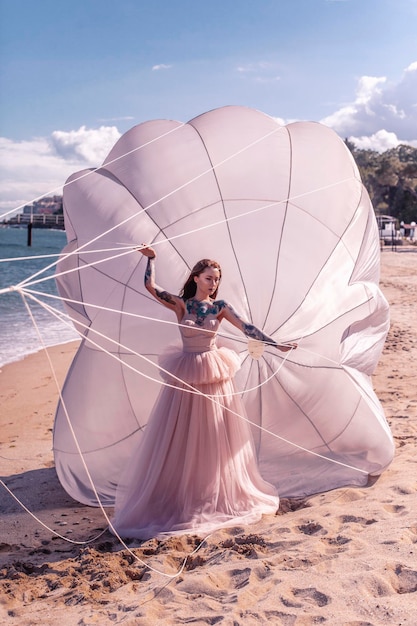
[180, 259, 222, 301]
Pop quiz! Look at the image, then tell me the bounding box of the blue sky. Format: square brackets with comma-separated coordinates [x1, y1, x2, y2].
[1, 0, 417, 213]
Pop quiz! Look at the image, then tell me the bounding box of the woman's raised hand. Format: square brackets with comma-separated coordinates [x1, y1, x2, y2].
[137, 243, 156, 258]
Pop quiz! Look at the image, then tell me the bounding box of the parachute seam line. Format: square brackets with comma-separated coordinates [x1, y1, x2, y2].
[271, 292, 376, 350]
[18, 291, 193, 578]
[71, 253, 91, 327]
[92, 166, 192, 275]
[262, 355, 334, 451]
[263, 124, 293, 331]
[341, 365, 391, 424]
[23, 289, 369, 474]
[268, 177, 363, 336]
[323, 395, 363, 446]
[188, 124, 254, 323]
[53, 422, 146, 454]
[268, 236, 370, 338]
[346, 187, 370, 285]
[285, 178, 363, 240]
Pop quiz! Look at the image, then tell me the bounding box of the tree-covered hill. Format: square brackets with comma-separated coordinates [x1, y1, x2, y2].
[346, 142, 417, 224]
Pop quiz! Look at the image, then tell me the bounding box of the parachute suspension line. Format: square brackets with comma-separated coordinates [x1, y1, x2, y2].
[8, 125, 285, 285]
[3, 116, 354, 291]
[22, 285, 299, 354]
[24, 284, 383, 423]
[12, 173, 357, 293]
[20, 286, 350, 373]
[21, 287, 387, 470]
[15, 238, 138, 291]
[22, 288, 290, 400]
[0, 123, 187, 222]
[20, 292, 282, 400]
[22, 289, 369, 475]
[17, 290, 205, 578]
[12, 128, 291, 287]
[0, 244, 136, 265]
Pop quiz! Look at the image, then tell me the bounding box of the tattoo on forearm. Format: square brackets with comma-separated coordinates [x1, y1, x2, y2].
[227, 303, 275, 345]
[243, 322, 274, 344]
[155, 289, 176, 305]
[144, 256, 154, 287]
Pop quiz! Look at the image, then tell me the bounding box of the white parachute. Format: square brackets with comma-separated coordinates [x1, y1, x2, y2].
[53, 105, 394, 506]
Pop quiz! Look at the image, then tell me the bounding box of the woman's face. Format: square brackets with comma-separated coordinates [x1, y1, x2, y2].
[194, 266, 221, 298]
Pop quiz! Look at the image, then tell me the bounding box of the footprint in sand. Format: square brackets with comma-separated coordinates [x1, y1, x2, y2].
[387, 564, 417, 594]
[292, 587, 330, 607]
[228, 567, 251, 590]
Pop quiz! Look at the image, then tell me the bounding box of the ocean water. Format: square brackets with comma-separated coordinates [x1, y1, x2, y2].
[0, 227, 79, 367]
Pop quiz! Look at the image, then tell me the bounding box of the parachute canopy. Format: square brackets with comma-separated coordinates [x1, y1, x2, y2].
[54, 105, 394, 506]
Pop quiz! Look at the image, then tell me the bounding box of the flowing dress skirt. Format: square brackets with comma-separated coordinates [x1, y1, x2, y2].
[111, 346, 279, 539]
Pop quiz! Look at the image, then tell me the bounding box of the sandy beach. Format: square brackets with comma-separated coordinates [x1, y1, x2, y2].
[1, 248, 416, 626]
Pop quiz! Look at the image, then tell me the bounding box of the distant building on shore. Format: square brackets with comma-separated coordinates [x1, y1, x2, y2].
[3, 195, 64, 229]
[23, 195, 63, 216]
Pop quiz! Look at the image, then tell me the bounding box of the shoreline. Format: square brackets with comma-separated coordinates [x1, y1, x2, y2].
[0, 338, 80, 371]
[1, 251, 416, 625]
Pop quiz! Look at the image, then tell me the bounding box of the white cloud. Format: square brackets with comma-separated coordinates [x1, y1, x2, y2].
[405, 60, 417, 72]
[348, 129, 417, 152]
[51, 126, 121, 164]
[320, 62, 417, 150]
[152, 64, 172, 71]
[0, 126, 121, 216]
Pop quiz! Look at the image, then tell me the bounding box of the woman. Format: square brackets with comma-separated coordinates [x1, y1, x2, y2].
[111, 246, 296, 539]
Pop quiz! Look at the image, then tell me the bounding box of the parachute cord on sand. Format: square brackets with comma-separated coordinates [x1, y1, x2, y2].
[6, 290, 211, 579]
[21, 287, 369, 474]
[0, 478, 107, 545]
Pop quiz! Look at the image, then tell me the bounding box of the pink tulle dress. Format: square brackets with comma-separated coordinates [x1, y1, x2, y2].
[111, 311, 279, 539]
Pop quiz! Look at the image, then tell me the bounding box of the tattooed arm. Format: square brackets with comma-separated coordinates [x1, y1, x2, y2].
[220, 301, 297, 352]
[139, 246, 185, 318]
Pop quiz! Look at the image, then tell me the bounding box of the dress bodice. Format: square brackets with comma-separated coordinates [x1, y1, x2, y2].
[179, 313, 219, 353]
